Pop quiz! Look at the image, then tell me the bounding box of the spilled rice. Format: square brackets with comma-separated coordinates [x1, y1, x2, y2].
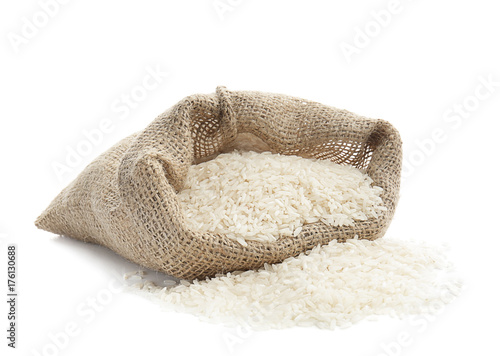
[128, 237, 462, 330]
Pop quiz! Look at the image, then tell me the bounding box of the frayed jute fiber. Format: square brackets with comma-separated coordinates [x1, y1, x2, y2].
[35, 87, 403, 280]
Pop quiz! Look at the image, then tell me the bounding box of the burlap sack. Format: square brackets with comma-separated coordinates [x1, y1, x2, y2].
[35, 87, 402, 280]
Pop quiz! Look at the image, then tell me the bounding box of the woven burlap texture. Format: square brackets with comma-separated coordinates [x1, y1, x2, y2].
[35, 87, 402, 280]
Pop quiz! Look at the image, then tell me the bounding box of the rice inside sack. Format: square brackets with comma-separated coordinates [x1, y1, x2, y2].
[178, 151, 387, 245]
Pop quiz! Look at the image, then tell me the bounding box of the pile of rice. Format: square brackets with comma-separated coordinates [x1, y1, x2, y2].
[127, 151, 460, 329]
[178, 151, 386, 245]
[129, 237, 461, 330]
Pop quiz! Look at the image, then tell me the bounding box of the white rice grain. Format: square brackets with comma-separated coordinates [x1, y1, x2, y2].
[133, 238, 462, 330]
[178, 151, 386, 244]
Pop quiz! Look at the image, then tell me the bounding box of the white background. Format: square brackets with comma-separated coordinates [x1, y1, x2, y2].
[1, 0, 499, 355]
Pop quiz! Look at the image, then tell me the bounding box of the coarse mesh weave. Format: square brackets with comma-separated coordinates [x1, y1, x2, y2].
[35, 87, 403, 280]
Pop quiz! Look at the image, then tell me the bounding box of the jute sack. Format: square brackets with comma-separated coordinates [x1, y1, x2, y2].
[35, 87, 403, 280]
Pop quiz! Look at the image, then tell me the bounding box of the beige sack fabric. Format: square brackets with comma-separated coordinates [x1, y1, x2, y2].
[35, 87, 403, 280]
